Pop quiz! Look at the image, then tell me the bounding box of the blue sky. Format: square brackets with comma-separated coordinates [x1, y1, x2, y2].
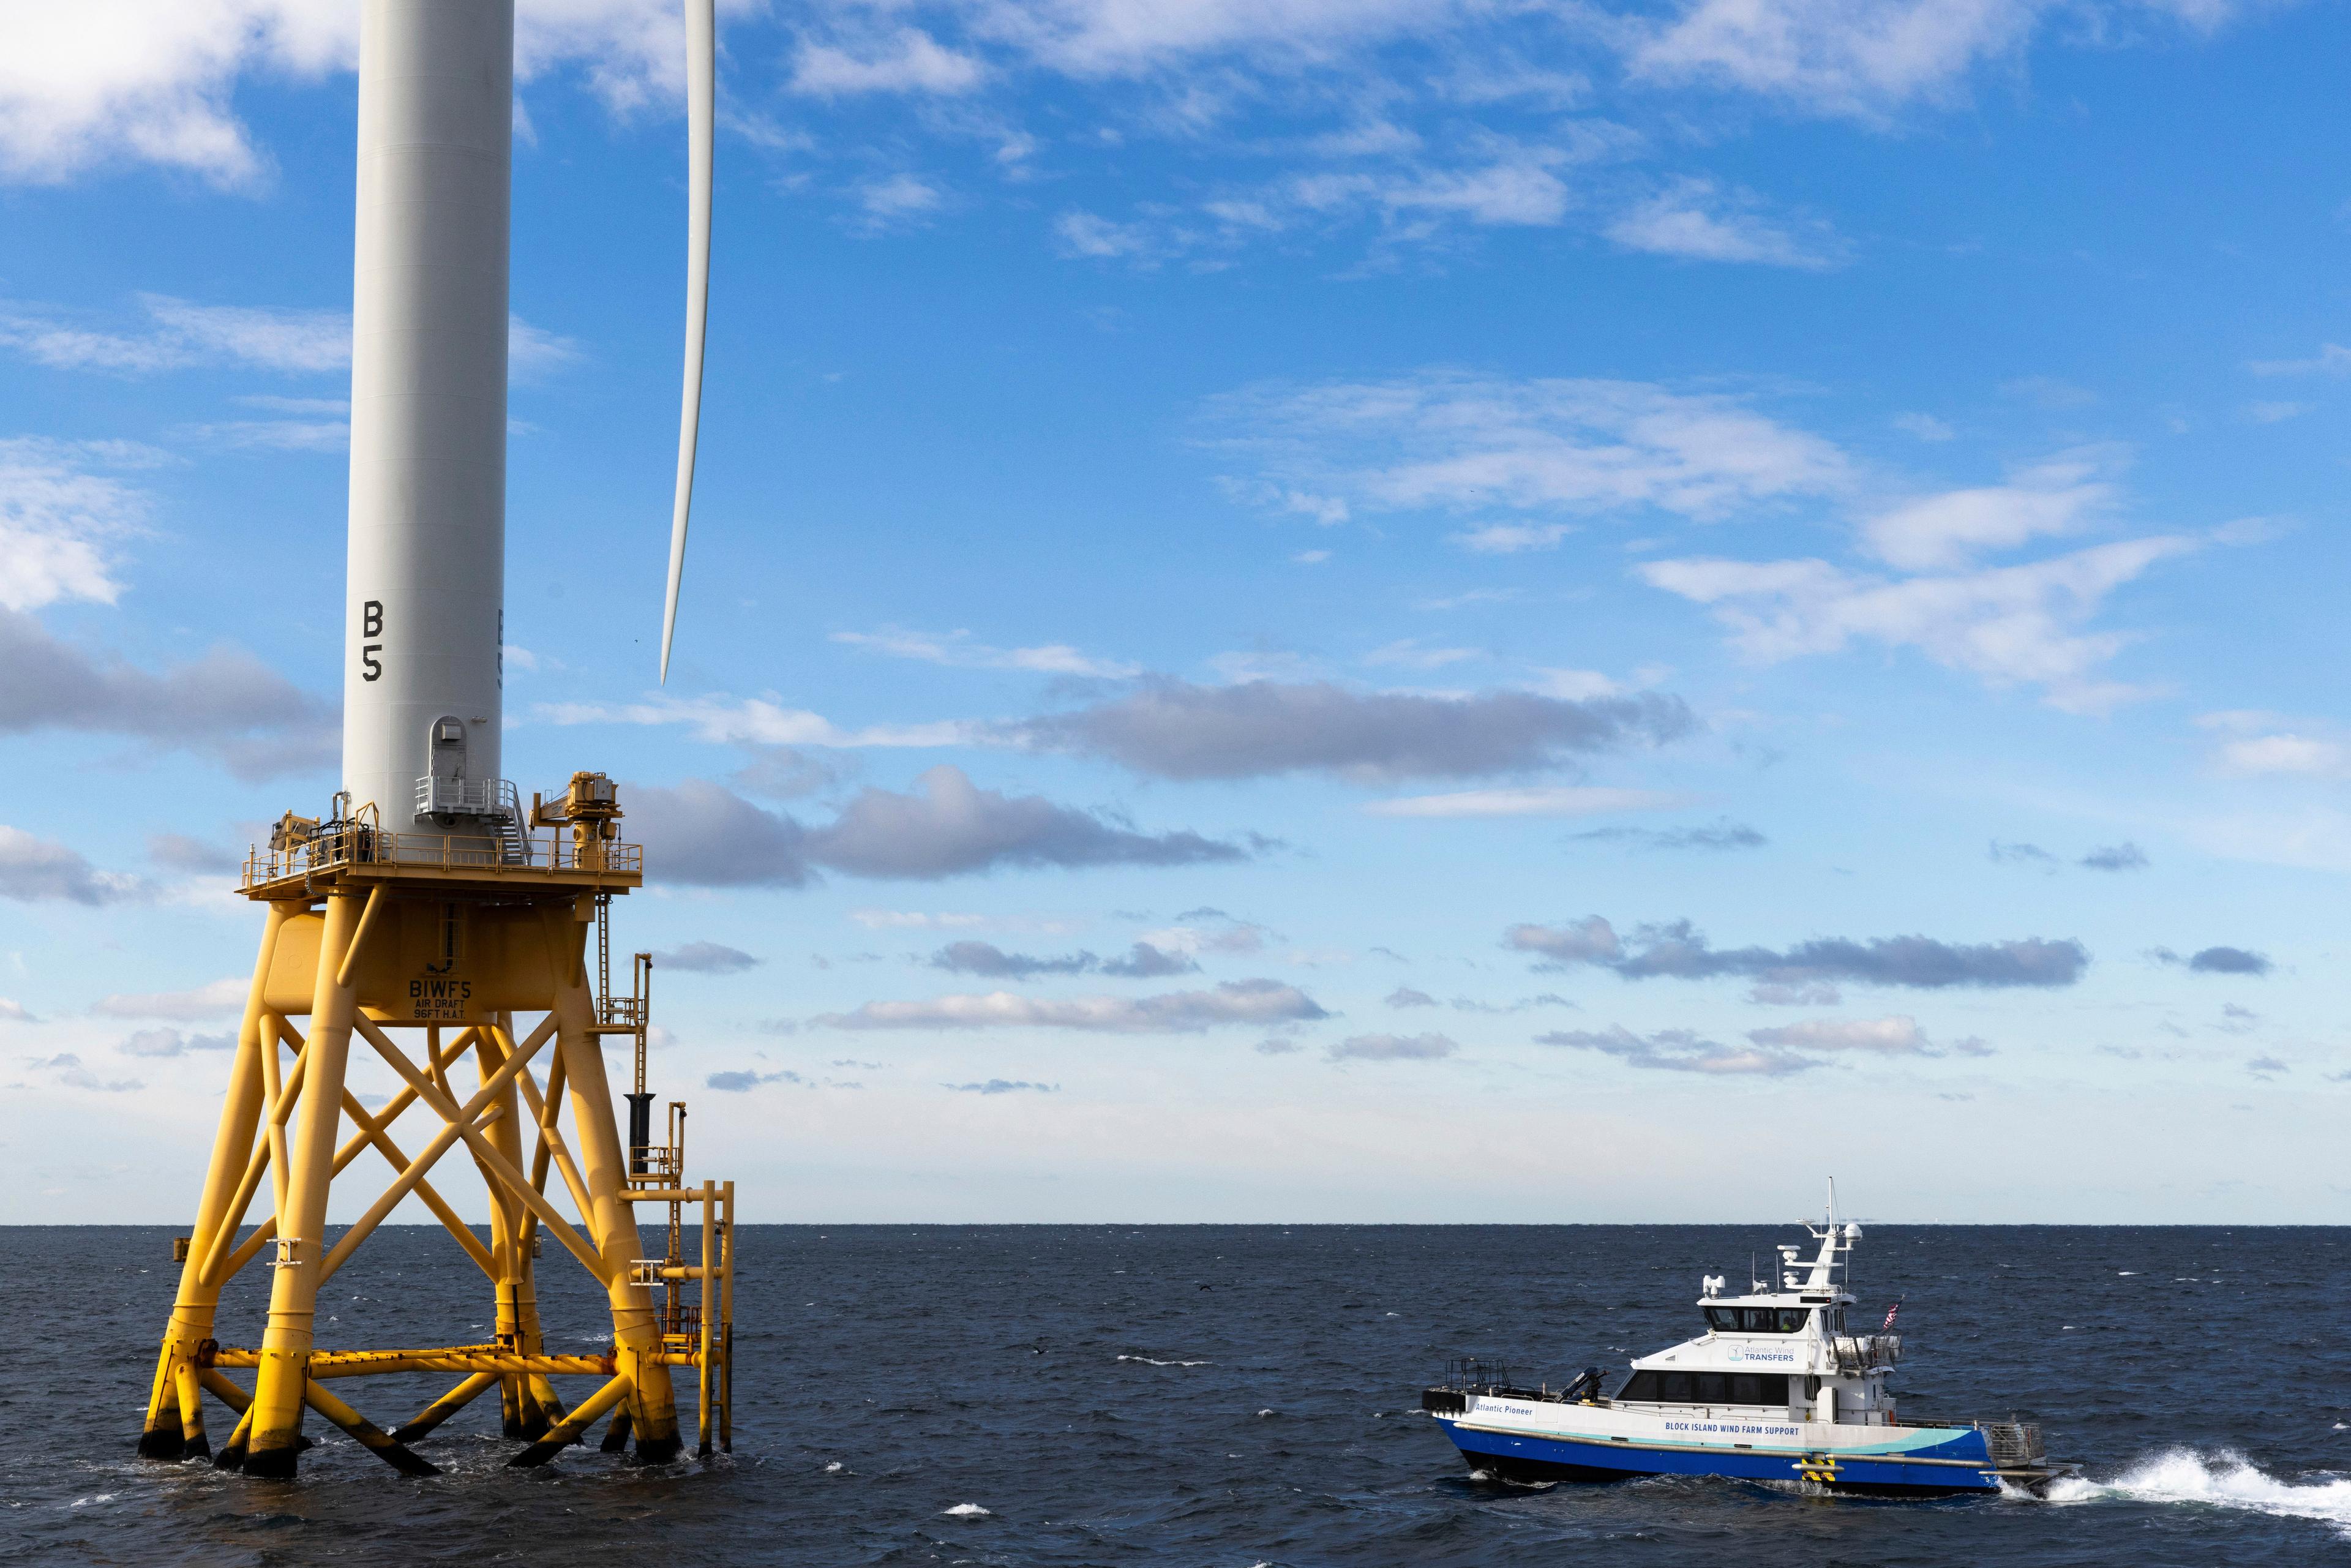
[4, 0, 2349, 1223]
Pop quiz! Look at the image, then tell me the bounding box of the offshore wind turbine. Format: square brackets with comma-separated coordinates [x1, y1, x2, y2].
[137, 0, 737, 1478]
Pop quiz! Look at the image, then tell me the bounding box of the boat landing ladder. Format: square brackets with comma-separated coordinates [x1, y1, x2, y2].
[1794, 1452, 1841, 1485]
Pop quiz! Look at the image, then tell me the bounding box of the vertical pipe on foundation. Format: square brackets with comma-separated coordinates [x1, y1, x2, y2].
[721, 1177, 733, 1452]
[697, 1178, 714, 1456]
[245, 893, 365, 1477]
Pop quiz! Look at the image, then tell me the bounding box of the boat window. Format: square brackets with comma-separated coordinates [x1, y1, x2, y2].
[1704, 1307, 1738, 1332]
[1614, 1371, 1789, 1406]
[1777, 1308, 1809, 1333]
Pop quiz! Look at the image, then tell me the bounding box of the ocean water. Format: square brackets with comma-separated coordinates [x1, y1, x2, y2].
[12, 1223, 2350, 1565]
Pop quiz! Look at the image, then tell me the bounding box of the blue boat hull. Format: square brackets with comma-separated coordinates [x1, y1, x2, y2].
[1435, 1417, 2003, 1496]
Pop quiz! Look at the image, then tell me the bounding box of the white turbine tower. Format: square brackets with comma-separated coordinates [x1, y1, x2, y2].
[343, 0, 715, 834]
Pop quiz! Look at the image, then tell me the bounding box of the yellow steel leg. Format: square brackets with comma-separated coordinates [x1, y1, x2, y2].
[173, 1362, 209, 1461]
[301, 1379, 438, 1477]
[598, 1398, 634, 1453]
[546, 911, 681, 1462]
[215, 1405, 255, 1471]
[474, 1018, 541, 1438]
[507, 1372, 634, 1468]
[244, 893, 363, 1479]
[392, 1371, 500, 1444]
[140, 904, 290, 1460]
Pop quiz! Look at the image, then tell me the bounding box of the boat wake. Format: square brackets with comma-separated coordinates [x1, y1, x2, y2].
[2047, 1450, 2351, 1536]
[1117, 1354, 1210, 1367]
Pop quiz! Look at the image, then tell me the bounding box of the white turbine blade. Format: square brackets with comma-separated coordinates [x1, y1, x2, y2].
[661, 0, 715, 684]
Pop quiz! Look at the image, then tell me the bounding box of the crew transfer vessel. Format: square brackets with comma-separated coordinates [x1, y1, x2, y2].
[1423, 1206, 2071, 1495]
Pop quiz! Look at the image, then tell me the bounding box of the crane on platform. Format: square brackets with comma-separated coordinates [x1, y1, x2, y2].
[135, 0, 737, 1479]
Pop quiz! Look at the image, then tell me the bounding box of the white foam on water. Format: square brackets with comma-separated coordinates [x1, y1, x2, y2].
[1117, 1354, 1209, 1367]
[942, 1502, 993, 1517]
[823, 1461, 845, 1473]
[2046, 1450, 2351, 1537]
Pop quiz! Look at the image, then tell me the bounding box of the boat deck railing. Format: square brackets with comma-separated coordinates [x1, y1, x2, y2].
[1830, 1332, 1901, 1373]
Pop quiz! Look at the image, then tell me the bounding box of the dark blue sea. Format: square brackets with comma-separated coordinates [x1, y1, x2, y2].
[12, 1224, 2349, 1564]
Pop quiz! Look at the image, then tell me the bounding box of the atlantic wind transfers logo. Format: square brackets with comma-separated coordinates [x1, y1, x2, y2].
[1725, 1343, 1796, 1364]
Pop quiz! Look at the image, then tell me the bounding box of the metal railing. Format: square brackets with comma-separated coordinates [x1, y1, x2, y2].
[1981, 1420, 2044, 1466]
[416, 775, 522, 819]
[628, 1144, 682, 1184]
[1830, 1333, 1902, 1374]
[242, 825, 642, 887]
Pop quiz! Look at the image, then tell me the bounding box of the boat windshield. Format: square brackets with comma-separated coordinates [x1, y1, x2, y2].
[1704, 1305, 1810, 1334]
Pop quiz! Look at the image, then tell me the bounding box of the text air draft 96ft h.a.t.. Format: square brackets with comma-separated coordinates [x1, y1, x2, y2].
[133, 0, 737, 1479]
[1422, 1191, 2076, 1496]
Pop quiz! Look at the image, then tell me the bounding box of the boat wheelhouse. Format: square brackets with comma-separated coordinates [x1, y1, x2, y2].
[1423, 1204, 2071, 1495]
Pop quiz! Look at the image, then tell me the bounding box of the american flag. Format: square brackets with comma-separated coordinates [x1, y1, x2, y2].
[1881, 1301, 1902, 1333]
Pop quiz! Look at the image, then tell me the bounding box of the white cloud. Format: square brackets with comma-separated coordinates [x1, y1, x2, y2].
[1605, 178, 1837, 268]
[849, 909, 994, 930]
[792, 28, 986, 96]
[0, 825, 146, 905]
[1539, 1024, 1817, 1075]
[2197, 711, 2351, 780]
[91, 975, 246, 1019]
[833, 627, 1138, 678]
[962, 0, 1475, 77]
[2249, 343, 2351, 376]
[1893, 413, 1955, 441]
[1526, 667, 1624, 699]
[175, 417, 350, 452]
[815, 977, 1327, 1032]
[1364, 787, 1693, 819]
[0, 294, 347, 373]
[0, 0, 754, 188]
[1209, 371, 1851, 528]
[1380, 154, 1571, 226]
[1, 294, 574, 383]
[1641, 533, 2203, 713]
[0, 438, 150, 610]
[1329, 1031, 1458, 1061]
[860, 173, 945, 222]
[1627, 0, 2046, 119]
[1861, 448, 2122, 571]
[1451, 522, 1574, 553]
[1055, 210, 1158, 260]
[1747, 1015, 1930, 1053]
[119, 1026, 235, 1057]
[0, 1, 351, 186]
[2213, 733, 2351, 778]
[1361, 639, 1479, 670]
[508, 316, 584, 379]
[538, 694, 972, 749]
